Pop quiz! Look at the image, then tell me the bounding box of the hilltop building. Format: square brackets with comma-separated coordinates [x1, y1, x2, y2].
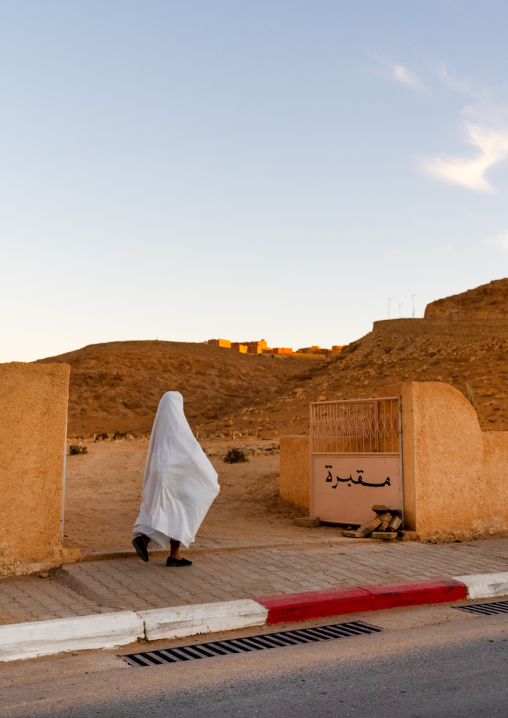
[242, 339, 269, 354]
[206, 338, 343, 356]
[207, 339, 231, 348]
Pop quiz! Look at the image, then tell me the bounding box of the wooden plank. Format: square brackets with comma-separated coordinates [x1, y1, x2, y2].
[370, 531, 399, 540]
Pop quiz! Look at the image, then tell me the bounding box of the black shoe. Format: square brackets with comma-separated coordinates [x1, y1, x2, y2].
[166, 557, 192, 567]
[132, 536, 149, 562]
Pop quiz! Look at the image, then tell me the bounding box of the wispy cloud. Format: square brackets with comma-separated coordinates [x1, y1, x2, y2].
[485, 230, 508, 251]
[370, 55, 508, 192]
[392, 64, 422, 90]
[422, 67, 508, 192]
[435, 62, 480, 100]
[423, 123, 508, 192]
[367, 54, 423, 92]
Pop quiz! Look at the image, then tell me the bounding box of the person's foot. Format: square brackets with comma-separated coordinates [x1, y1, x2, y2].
[166, 557, 192, 567]
[132, 536, 149, 562]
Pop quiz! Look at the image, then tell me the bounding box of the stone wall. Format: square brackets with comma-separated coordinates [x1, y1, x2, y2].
[0, 362, 79, 576]
[373, 317, 508, 338]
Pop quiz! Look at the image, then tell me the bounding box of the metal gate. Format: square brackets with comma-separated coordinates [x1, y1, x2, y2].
[310, 397, 403, 525]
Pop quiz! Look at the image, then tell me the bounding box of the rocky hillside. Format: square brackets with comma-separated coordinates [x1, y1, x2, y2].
[202, 318, 508, 439]
[36, 341, 321, 436]
[425, 278, 508, 319]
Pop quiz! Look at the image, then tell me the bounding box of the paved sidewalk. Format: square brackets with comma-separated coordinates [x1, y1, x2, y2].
[2, 537, 508, 626]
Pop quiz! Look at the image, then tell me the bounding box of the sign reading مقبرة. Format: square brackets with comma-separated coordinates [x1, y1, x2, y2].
[311, 454, 402, 525]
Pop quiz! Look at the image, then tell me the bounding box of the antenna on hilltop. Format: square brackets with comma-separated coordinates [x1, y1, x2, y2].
[412, 294, 416, 318]
[399, 303, 403, 318]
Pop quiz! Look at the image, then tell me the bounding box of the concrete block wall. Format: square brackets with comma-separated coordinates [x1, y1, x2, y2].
[279, 435, 310, 510]
[0, 362, 79, 576]
[401, 382, 508, 540]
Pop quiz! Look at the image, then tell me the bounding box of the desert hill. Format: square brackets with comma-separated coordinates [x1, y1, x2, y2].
[37, 278, 508, 439]
[36, 340, 321, 436]
[425, 278, 508, 319]
[202, 316, 508, 438]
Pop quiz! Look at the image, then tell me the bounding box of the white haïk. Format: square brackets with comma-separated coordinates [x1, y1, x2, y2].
[133, 391, 219, 548]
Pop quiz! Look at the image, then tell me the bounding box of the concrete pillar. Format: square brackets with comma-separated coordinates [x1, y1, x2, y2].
[0, 362, 79, 576]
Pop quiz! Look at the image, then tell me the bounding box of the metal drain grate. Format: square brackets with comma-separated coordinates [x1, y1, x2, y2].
[121, 620, 382, 667]
[454, 600, 508, 616]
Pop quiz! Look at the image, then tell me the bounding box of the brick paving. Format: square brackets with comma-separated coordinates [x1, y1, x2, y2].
[0, 574, 108, 625]
[2, 537, 508, 625]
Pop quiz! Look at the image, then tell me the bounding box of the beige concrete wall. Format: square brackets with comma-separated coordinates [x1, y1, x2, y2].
[402, 381, 508, 540]
[279, 435, 310, 510]
[481, 431, 508, 534]
[0, 362, 79, 576]
[281, 382, 508, 539]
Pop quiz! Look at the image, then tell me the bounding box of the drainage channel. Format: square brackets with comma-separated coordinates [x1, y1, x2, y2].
[121, 620, 382, 667]
[453, 599, 508, 616]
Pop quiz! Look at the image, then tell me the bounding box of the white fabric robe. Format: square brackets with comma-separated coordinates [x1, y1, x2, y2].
[133, 391, 219, 549]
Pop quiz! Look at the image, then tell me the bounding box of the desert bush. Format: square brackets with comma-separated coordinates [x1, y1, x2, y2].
[95, 432, 109, 441]
[223, 448, 248, 463]
[69, 444, 88, 455]
[113, 431, 128, 440]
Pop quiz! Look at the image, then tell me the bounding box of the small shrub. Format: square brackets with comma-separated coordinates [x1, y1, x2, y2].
[95, 432, 109, 441]
[69, 444, 88, 455]
[223, 448, 248, 464]
[113, 431, 128, 440]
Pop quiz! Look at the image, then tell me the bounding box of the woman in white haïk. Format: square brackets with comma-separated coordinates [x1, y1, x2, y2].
[132, 391, 219, 567]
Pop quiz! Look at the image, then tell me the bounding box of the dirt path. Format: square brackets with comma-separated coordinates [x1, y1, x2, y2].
[63, 439, 346, 554]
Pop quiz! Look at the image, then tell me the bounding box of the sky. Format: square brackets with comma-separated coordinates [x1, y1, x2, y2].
[1, 0, 507, 362]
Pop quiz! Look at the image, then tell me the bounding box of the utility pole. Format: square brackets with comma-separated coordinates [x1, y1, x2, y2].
[412, 294, 416, 318]
[388, 297, 393, 319]
[399, 303, 403, 318]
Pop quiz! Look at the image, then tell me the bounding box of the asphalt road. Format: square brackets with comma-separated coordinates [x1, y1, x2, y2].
[2, 605, 508, 718]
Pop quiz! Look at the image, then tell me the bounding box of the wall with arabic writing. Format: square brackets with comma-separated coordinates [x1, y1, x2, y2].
[281, 382, 508, 539]
[0, 362, 80, 577]
[279, 435, 310, 509]
[402, 381, 508, 540]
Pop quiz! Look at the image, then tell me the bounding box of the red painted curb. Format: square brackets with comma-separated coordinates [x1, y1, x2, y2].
[256, 588, 372, 624]
[362, 578, 467, 610]
[256, 579, 467, 624]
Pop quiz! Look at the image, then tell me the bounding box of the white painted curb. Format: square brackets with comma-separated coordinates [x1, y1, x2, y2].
[454, 572, 508, 600]
[139, 599, 268, 641]
[5, 569, 508, 663]
[0, 611, 144, 663]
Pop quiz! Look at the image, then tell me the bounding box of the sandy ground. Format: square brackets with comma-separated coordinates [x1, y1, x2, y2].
[63, 439, 346, 555]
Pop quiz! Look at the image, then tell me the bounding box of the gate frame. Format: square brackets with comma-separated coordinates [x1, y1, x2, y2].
[309, 396, 404, 526]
